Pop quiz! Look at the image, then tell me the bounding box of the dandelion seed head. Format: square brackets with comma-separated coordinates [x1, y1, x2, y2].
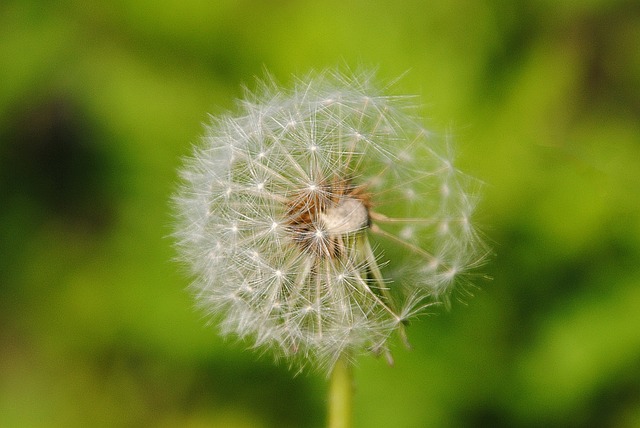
[173, 69, 488, 371]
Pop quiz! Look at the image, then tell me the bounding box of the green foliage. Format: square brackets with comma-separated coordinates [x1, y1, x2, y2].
[1, 0, 639, 426]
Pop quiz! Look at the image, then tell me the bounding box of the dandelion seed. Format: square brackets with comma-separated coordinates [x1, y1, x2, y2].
[172, 69, 487, 371]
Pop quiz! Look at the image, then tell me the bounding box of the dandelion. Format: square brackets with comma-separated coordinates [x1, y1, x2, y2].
[172, 69, 486, 373]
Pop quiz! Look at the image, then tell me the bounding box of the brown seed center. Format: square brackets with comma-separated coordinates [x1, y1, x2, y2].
[284, 178, 370, 258]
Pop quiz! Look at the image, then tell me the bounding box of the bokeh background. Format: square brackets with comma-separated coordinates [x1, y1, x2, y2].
[1, 0, 639, 427]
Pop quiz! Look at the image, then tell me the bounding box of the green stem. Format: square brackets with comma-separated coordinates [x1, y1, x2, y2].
[327, 355, 353, 428]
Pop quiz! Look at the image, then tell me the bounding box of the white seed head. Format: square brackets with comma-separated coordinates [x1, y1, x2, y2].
[173, 69, 487, 371]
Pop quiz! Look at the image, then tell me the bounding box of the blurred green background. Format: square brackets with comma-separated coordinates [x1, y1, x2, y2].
[1, 0, 639, 427]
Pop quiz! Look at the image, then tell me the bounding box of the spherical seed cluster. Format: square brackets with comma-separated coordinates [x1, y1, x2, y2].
[173, 70, 486, 371]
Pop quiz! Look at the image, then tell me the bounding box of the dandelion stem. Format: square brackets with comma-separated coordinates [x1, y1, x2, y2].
[328, 354, 353, 428]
